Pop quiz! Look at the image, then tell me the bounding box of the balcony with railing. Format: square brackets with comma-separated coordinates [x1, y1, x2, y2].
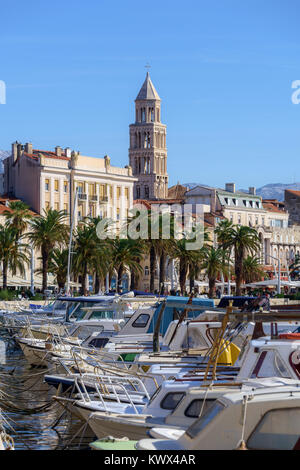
[99, 195, 109, 203]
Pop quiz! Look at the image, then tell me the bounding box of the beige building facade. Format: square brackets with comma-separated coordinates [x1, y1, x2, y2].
[4, 142, 137, 228]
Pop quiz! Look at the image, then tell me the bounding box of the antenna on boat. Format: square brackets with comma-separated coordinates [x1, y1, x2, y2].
[66, 187, 78, 296]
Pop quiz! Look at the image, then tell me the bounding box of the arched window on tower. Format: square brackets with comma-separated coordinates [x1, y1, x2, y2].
[142, 108, 146, 122]
[151, 108, 154, 122]
[144, 132, 148, 149]
[136, 186, 140, 199]
[144, 186, 149, 198]
[147, 132, 151, 148]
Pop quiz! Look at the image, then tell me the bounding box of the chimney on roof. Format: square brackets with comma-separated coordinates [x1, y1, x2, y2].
[12, 141, 19, 163]
[55, 146, 62, 157]
[17, 143, 23, 159]
[65, 147, 71, 158]
[25, 142, 33, 154]
[225, 183, 235, 193]
[249, 186, 256, 195]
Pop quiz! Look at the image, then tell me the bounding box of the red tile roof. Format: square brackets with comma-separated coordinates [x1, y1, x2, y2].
[286, 189, 300, 197]
[262, 202, 287, 214]
[0, 196, 38, 216]
[24, 149, 70, 161]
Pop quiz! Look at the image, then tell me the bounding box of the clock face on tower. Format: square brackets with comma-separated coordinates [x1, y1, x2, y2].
[129, 73, 168, 200]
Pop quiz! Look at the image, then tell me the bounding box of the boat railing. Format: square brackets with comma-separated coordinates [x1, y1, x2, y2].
[65, 350, 162, 390]
[73, 374, 149, 413]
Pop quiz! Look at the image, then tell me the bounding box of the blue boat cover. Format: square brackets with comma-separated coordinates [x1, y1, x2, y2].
[147, 296, 215, 335]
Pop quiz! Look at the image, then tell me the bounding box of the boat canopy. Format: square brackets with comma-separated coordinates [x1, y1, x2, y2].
[147, 296, 215, 335]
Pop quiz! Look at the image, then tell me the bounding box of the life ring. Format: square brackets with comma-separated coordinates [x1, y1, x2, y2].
[279, 333, 300, 340]
[290, 350, 300, 366]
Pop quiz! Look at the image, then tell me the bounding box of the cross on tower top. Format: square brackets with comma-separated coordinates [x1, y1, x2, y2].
[145, 63, 151, 72]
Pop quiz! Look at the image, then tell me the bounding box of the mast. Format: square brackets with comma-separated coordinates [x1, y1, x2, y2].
[66, 187, 78, 295]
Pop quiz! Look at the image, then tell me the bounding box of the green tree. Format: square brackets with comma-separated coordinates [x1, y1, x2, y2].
[0, 225, 30, 289]
[215, 223, 261, 295]
[27, 209, 69, 293]
[4, 200, 33, 237]
[72, 223, 100, 295]
[47, 248, 70, 292]
[201, 246, 229, 298]
[109, 238, 144, 293]
[242, 255, 265, 284]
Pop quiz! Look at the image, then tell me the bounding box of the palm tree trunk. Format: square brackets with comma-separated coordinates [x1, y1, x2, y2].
[2, 260, 7, 290]
[41, 246, 48, 294]
[235, 248, 243, 296]
[117, 265, 124, 293]
[179, 261, 187, 295]
[208, 277, 216, 298]
[189, 266, 195, 293]
[81, 263, 88, 296]
[95, 271, 100, 294]
[150, 246, 156, 293]
[159, 252, 166, 295]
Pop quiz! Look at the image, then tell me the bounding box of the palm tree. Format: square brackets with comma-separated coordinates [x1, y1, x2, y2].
[72, 223, 100, 295]
[4, 200, 33, 237]
[109, 238, 144, 293]
[289, 255, 300, 280]
[242, 255, 265, 284]
[0, 225, 30, 289]
[27, 209, 69, 293]
[215, 223, 261, 295]
[126, 208, 174, 294]
[171, 239, 200, 295]
[47, 248, 70, 292]
[86, 216, 113, 293]
[201, 246, 229, 298]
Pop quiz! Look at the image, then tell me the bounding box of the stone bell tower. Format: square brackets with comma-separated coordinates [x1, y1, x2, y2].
[129, 72, 168, 200]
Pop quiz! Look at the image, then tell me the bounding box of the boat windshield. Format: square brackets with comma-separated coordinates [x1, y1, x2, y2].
[186, 400, 225, 439]
[51, 301, 67, 312]
[87, 310, 115, 320]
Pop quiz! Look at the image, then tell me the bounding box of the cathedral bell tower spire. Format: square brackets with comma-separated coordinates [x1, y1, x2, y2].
[129, 72, 168, 200]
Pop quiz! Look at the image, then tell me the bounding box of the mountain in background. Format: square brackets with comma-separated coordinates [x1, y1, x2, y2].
[0, 150, 10, 173]
[182, 182, 300, 202]
[253, 183, 300, 201]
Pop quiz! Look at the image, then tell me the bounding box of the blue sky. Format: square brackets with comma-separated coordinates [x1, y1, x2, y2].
[1, 0, 300, 189]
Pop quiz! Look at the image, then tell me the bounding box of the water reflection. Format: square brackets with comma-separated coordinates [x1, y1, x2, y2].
[0, 328, 95, 450]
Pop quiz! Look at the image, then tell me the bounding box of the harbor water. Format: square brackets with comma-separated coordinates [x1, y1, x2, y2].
[0, 327, 96, 450]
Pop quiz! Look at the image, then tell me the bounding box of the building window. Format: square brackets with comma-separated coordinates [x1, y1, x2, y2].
[136, 187, 140, 199]
[64, 203, 68, 214]
[262, 217, 265, 226]
[64, 181, 68, 193]
[145, 186, 149, 199]
[45, 179, 50, 191]
[116, 208, 120, 220]
[54, 180, 59, 192]
[125, 187, 129, 200]
[54, 202, 59, 211]
[238, 214, 241, 224]
[117, 187, 121, 200]
[144, 266, 149, 276]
